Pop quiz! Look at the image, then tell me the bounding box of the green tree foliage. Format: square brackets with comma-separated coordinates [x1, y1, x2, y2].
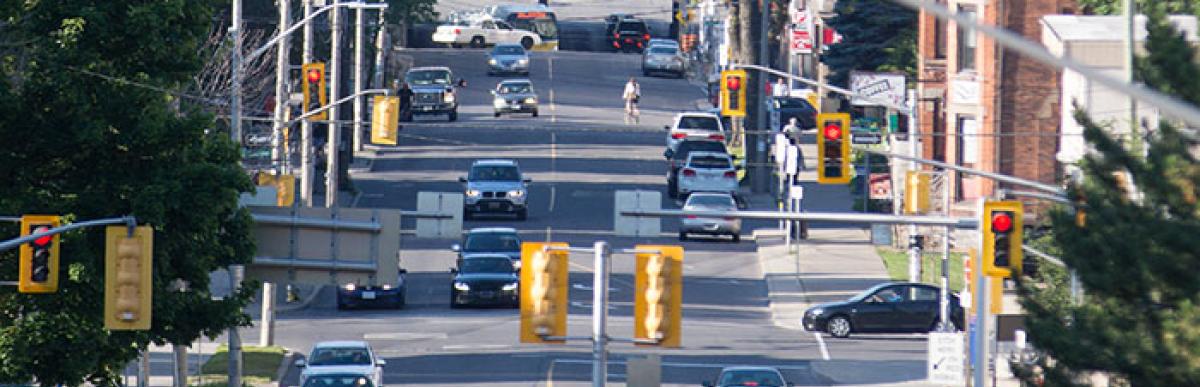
[1075, 0, 1195, 16]
[820, 0, 917, 87]
[386, 0, 439, 24]
[1017, 7, 1200, 385]
[0, 1, 256, 385]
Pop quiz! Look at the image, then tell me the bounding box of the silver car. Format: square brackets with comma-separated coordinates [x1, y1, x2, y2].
[459, 159, 531, 220]
[487, 44, 530, 76]
[642, 45, 685, 78]
[491, 80, 539, 117]
[679, 192, 741, 243]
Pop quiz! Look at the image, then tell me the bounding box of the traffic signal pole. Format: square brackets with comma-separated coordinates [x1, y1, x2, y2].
[301, 0, 315, 206]
[230, 0, 243, 143]
[0, 216, 136, 254]
[272, 0, 290, 174]
[591, 241, 610, 387]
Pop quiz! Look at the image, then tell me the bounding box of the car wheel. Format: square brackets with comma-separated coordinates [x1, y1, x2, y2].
[463, 209, 473, 220]
[449, 293, 460, 309]
[448, 109, 458, 122]
[521, 37, 534, 50]
[827, 315, 853, 338]
[516, 208, 528, 221]
[470, 36, 485, 48]
[494, 111, 501, 118]
[678, 231, 687, 241]
[731, 233, 741, 243]
[531, 110, 539, 117]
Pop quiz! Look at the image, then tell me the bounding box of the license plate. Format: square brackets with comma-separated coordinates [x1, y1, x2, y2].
[479, 291, 496, 298]
[421, 106, 433, 111]
[362, 291, 376, 300]
[625, 38, 633, 43]
[488, 202, 501, 209]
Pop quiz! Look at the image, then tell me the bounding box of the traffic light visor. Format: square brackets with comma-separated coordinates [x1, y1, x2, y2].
[991, 212, 1013, 233]
[823, 123, 842, 141]
[307, 69, 321, 82]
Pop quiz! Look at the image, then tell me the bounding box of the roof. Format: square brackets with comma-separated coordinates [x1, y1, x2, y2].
[719, 366, 784, 372]
[467, 227, 519, 234]
[408, 66, 452, 72]
[1041, 14, 1199, 42]
[472, 159, 518, 166]
[460, 253, 515, 260]
[499, 79, 533, 84]
[675, 111, 720, 118]
[313, 340, 370, 349]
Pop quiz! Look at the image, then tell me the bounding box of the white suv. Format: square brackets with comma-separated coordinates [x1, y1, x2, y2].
[664, 112, 726, 152]
[296, 341, 385, 387]
[676, 151, 737, 197]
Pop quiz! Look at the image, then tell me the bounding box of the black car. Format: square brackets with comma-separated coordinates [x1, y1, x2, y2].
[703, 366, 794, 387]
[771, 96, 817, 130]
[610, 18, 650, 53]
[665, 140, 729, 198]
[450, 255, 520, 308]
[336, 269, 408, 310]
[801, 282, 964, 338]
[452, 227, 522, 269]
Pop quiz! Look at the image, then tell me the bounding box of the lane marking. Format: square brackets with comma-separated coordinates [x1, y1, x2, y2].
[440, 344, 510, 351]
[395, 132, 474, 146]
[551, 358, 812, 371]
[549, 56, 557, 123]
[814, 332, 831, 360]
[549, 132, 557, 212]
[362, 332, 448, 340]
[546, 356, 556, 387]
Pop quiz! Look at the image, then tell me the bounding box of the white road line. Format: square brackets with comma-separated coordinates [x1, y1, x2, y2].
[548, 132, 557, 212]
[440, 344, 510, 350]
[814, 332, 831, 360]
[551, 358, 811, 371]
[548, 56, 557, 122]
[363, 332, 448, 340]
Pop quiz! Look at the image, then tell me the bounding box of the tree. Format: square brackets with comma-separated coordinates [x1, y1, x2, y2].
[1016, 6, 1200, 385]
[0, 1, 256, 385]
[820, 0, 917, 87]
[386, 0, 439, 25]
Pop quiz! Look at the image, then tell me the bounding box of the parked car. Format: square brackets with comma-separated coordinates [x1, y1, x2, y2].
[459, 159, 531, 220]
[770, 96, 818, 130]
[300, 372, 377, 387]
[604, 13, 635, 39]
[487, 43, 531, 76]
[491, 79, 539, 117]
[433, 18, 541, 49]
[665, 139, 728, 197]
[450, 255, 520, 308]
[646, 38, 680, 49]
[610, 18, 650, 53]
[802, 282, 965, 338]
[676, 151, 738, 198]
[665, 112, 726, 152]
[296, 341, 385, 387]
[703, 366, 793, 387]
[679, 192, 741, 242]
[642, 44, 685, 78]
[404, 66, 459, 122]
[452, 227, 523, 269]
[336, 267, 407, 310]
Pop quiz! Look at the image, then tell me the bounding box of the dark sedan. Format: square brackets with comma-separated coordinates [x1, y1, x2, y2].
[450, 255, 520, 308]
[771, 96, 817, 130]
[802, 282, 963, 338]
[337, 269, 407, 310]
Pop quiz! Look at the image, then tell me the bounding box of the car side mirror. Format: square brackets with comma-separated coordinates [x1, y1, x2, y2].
[457, 79, 467, 88]
[523, 178, 532, 183]
[376, 359, 387, 367]
[451, 244, 461, 252]
[663, 125, 671, 131]
[399, 268, 408, 274]
[458, 176, 467, 183]
[450, 267, 458, 274]
[663, 149, 673, 159]
[294, 359, 307, 368]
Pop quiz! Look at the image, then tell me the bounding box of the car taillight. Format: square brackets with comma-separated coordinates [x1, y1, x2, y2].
[670, 132, 687, 139]
[613, 41, 620, 48]
[614, 33, 619, 38]
[686, 215, 697, 219]
[724, 171, 737, 178]
[682, 169, 696, 176]
[454, 28, 461, 34]
[643, 34, 650, 41]
[708, 134, 725, 141]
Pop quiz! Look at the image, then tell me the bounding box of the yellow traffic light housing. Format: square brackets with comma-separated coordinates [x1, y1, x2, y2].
[982, 201, 1023, 278]
[19, 215, 61, 293]
[302, 62, 328, 121]
[520, 242, 569, 344]
[904, 171, 931, 214]
[720, 70, 747, 118]
[816, 113, 852, 184]
[371, 95, 400, 146]
[634, 245, 683, 348]
[105, 226, 154, 330]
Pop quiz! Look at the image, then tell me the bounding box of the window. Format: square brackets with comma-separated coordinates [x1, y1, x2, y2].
[688, 155, 732, 169]
[912, 286, 939, 301]
[469, 166, 521, 181]
[308, 348, 372, 366]
[956, 5, 977, 71]
[482, 20, 496, 29]
[677, 116, 721, 131]
[464, 233, 521, 252]
[934, 8, 948, 59]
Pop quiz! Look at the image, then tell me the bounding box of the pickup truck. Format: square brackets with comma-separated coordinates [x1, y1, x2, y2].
[433, 18, 541, 50]
[404, 66, 459, 122]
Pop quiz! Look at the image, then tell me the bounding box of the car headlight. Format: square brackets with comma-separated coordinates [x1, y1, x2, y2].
[454, 282, 470, 291]
[444, 93, 455, 103]
[488, 58, 497, 65]
[466, 189, 482, 197]
[343, 283, 356, 291]
[809, 308, 824, 316]
[523, 97, 537, 104]
[381, 284, 393, 290]
[512, 260, 522, 270]
[518, 58, 529, 65]
[493, 98, 506, 107]
[508, 189, 525, 197]
[502, 282, 519, 291]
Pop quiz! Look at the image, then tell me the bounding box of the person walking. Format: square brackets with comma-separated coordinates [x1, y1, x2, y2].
[782, 117, 802, 144]
[398, 82, 414, 122]
[623, 77, 641, 124]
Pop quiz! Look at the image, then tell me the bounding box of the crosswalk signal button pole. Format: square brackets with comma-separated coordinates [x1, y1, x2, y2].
[19, 215, 62, 293]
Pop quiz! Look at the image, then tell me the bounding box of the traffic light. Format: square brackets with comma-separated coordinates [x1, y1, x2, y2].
[982, 201, 1023, 278]
[816, 113, 852, 184]
[520, 242, 569, 344]
[105, 226, 153, 330]
[19, 215, 61, 293]
[634, 245, 683, 348]
[720, 70, 747, 117]
[301, 62, 328, 121]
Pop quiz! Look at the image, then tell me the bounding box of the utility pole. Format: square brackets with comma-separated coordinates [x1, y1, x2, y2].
[1124, 0, 1138, 152]
[327, 1, 342, 208]
[353, 6, 365, 153]
[752, 0, 769, 193]
[260, 282, 276, 346]
[231, 0, 243, 144]
[273, 0, 291, 174]
[371, 11, 389, 90]
[227, 265, 244, 387]
[591, 241, 611, 387]
[301, 0, 315, 206]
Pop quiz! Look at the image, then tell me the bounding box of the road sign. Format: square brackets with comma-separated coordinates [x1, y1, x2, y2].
[852, 131, 883, 144]
[790, 28, 813, 54]
[850, 72, 906, 107]
[928, 332, 966, 385]
[789, 185, 804, 200]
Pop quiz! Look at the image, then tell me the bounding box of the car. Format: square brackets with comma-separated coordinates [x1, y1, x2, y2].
[336, 269, 407, 310]
[404, 66, 459, 122]
[665, 112, 726, 153]
[665, 139, 728, 197]
[459, 159, 531, 220]
[679, 192, 741, 242]
[491, 79, 539, 117]
[451, 227, 522, 269]
[449, 255, 520, 308]
[296, 341, 385, 387]
[770, 96, 818, 131]
[432, 18, 541, 49]
[610, 18, 650, 53]
[676, 151, 738, 198]
[703, 366, 793, 387]
[801, 282, 965, 338]
[646, 38, 680, 49]
[300, 372, 377, 387]
[487, 44, 531, 76]
[642, 44, 685, 78]
[604, 13, 635, 37]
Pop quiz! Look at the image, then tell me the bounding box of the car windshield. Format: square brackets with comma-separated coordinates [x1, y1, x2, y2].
[718, 370, 785, 386]
[677, 116, 720, 131]
[689, 155, 731, 169]
[463, 233, 521, 252]
[301, 374, 374, 387]
[850, 283, 890, 301]
[777, 98, 814, 109]
[308, 347, 371, 366]
[686, 195, 735, 209]
[618, 21, 646, 34]
[405, 70, 451, 86]
[493, 45, 525, 55]
[649, 47, 677, 55]
[498, 83, 532, 94]
[675, 142, 727, 160]
[460, 258, 515, 274]
[469, 165, 521, 181]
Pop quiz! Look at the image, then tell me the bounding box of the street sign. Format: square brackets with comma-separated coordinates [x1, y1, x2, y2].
[928, 332, 966, 385]
[790, 28, 813, 54]
[850, 72, 906, 107]
[852, 131, 883, 144]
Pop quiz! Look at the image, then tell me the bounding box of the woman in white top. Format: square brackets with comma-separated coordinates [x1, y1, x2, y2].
[622, 78, 641, 124]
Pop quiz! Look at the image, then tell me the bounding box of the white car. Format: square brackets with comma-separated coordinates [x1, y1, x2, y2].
[297, 341, 385, 387]
[676, 151, 738, 197]
[665, 112, 726, 152]
[680, 192, 741, 243]
[433, 18, 542, 50]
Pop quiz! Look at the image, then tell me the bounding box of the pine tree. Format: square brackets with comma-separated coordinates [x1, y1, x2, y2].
[821, 0, 917, 87]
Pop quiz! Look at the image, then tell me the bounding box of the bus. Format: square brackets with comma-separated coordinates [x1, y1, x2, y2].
[487, 4, 559, 51]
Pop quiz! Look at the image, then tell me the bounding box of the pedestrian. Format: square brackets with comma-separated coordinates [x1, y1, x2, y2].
[782, 117, 801, 144]
[398, 82, 414, 122]
[773, 78, 789, 97]
[623, 77, 641, 124]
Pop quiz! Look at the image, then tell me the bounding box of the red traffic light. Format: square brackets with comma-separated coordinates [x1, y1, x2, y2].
[32, 226, 51, 247]
[991, 212, 1013, 233]
[726, 76, 741, 91]
[307, 69, 322, 83]
[823, 123, 842, 141]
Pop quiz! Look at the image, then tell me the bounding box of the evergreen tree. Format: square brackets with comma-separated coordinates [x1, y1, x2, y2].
[1017, 7, 1200, 385]
[820, 0, 917, 87]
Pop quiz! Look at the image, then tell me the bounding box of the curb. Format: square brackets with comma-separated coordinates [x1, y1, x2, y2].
[274, 350, 295, 387]
[277, 284, 324, 313]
